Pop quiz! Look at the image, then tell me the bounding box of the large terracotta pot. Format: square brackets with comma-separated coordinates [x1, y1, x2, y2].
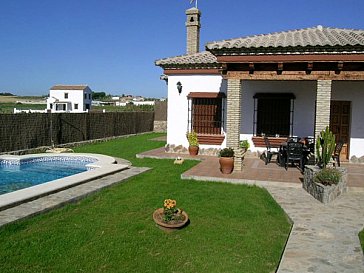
[219, 157, 234, 174]
[188, 145, 199, 156]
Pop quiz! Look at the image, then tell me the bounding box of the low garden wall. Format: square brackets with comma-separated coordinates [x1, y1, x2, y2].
[0, 112, 154, 153]
[153, 101, 167, 132]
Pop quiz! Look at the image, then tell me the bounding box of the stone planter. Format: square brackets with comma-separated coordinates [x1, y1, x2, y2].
[303, 165, 347, 204]
[153, 208, 189, 231]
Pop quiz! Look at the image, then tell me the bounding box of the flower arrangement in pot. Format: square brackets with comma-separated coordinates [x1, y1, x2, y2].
[218, 147, 235, 174]
[186, 131, 199, 156]
[153, 199, 189, 230]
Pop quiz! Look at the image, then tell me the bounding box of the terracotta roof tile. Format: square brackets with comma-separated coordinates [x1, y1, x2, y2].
[155, 51, 218, 68]
[50, 85, 89, 91]
[206, 26, 364, 54]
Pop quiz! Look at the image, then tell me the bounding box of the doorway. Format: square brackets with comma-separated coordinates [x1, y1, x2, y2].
[330, 101, 351, 160]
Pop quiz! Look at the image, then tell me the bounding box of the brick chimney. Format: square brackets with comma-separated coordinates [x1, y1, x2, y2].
[185, 8, 201, 55]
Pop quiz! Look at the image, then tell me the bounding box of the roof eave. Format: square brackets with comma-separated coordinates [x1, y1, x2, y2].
[207, 45, 364, 56]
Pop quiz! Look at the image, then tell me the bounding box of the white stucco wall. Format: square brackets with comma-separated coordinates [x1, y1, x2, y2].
[166, 74, 224, 148]
[332, 81, 364, 158]
[166, 76, 364, 158]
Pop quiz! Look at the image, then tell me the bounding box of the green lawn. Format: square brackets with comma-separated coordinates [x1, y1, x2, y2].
[360, 229, 364, 251]
[0, 133, 291, 273]
[0, 102, 46, 113]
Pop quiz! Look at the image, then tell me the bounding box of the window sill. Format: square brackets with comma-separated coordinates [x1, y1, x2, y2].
[252, 136, 288, 148]
[197, 134, 225, 145]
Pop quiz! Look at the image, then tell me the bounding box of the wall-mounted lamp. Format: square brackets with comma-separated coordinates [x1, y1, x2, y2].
[176, 81, 183, 95]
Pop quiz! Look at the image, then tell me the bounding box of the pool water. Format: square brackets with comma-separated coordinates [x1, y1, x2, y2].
[0, 160, 92, 195]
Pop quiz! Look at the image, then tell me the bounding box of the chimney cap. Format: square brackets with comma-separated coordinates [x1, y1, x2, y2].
[186, 7, 201, 14]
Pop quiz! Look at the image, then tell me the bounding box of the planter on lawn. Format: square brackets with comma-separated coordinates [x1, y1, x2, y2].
[153, 208, 189, 231]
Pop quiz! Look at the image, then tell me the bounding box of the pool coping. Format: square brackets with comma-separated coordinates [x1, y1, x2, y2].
[0, 153, 129, 211]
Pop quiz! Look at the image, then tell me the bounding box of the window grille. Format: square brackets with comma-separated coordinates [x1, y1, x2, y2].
[187, 93, 225, 135]
[253, 93, 295, 137]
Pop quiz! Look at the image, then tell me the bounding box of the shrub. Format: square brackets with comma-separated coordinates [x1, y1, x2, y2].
[186, 131, 199, 146]
[219, 147, 234, 157]
[314, 168, 342, 186]
[239, 140, 250, 149]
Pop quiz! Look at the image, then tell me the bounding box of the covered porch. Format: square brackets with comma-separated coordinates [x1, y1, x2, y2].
[222, 65, 364, 171]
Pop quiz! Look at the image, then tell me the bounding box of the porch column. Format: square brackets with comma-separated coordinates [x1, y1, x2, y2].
[226, 78, 243, 171]
[314, 80, 332, 138]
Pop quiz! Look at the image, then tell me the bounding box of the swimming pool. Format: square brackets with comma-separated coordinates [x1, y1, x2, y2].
[0, 153, 129, 210]
[0, 156, 97, 195]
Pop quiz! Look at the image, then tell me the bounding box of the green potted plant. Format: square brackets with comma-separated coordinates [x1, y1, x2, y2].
[239, 139, 250, 152]
[186, 131, 199, 156]
[218, 147, 234, 174]
[313, 167, 342, 186]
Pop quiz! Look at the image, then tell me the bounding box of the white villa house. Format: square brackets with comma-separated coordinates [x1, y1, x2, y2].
[156, 7, 364, 169]
[46, 85, 92, 113]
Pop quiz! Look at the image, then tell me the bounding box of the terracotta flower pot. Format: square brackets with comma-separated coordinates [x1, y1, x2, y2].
[188, 145, 199, 156]
[219, 157, 234, 174]
[153, 208, 189, 231]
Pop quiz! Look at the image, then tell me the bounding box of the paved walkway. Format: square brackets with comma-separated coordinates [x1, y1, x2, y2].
[0, 164, 150, 228]
[267, 186, 364, 273]
[138, 148, 364, 272]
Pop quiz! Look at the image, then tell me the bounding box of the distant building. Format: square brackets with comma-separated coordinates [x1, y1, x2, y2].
[46, 85, 92, 113]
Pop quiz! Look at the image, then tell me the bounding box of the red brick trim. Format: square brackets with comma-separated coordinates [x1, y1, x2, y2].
[164, 69, 220, 75]
[252, 136, 288, 148]
[187, 92, 226, 98]
[197, 134, 225, 145]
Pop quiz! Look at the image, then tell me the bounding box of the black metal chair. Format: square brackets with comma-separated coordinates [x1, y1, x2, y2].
[264, 136, 280, 165]
[287, 136, 300, 143]
[306, 137, 315, 154]
[332, 140, 344, 167]
[284, 141, 304, 170]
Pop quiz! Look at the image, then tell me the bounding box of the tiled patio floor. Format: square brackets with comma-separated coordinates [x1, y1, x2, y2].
[137, 147, 364, 190]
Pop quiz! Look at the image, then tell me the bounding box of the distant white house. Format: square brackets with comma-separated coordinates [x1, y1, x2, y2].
[46, 85, 92, 113]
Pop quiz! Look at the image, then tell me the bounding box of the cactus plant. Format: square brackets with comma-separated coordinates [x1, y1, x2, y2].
[315, 126, 336, 169]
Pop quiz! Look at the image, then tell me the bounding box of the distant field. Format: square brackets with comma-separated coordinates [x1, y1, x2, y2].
[92, 104, 154, 112]
[0, 96, 18, 103]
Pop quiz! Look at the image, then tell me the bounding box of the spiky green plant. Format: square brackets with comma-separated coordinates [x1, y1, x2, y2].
[315, 126, 336, 169]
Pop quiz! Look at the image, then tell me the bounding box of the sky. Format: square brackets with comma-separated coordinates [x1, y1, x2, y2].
[1, 0, 364, 98]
